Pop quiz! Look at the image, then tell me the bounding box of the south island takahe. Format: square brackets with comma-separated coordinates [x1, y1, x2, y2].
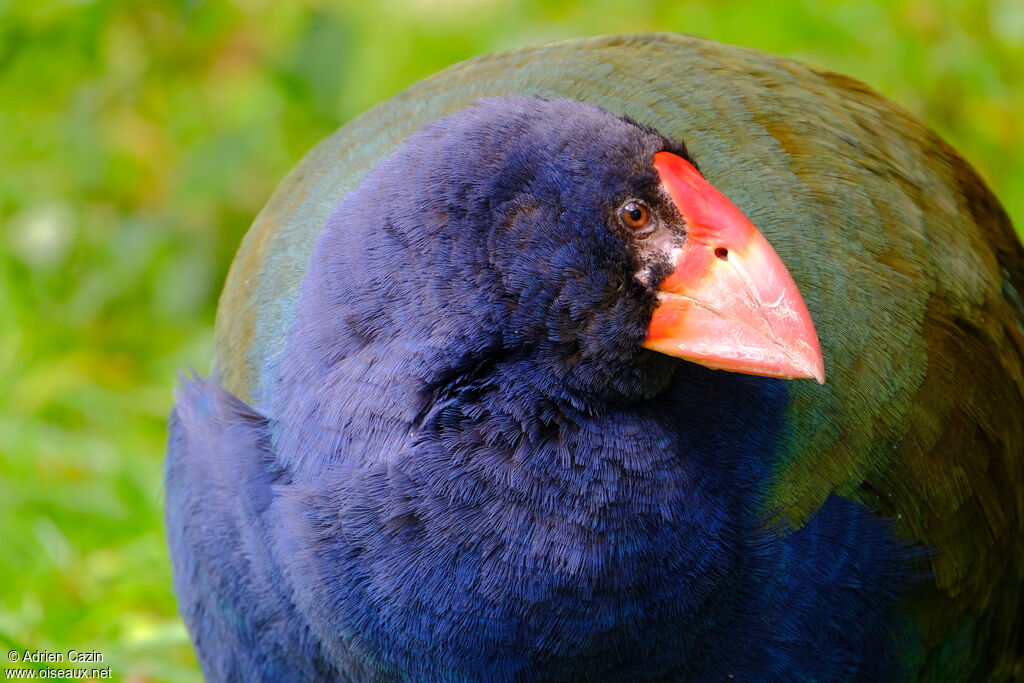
[165, 34, 1024, 682]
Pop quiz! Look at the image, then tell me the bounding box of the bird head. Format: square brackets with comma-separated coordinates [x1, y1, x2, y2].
[307, 96, 823, 405]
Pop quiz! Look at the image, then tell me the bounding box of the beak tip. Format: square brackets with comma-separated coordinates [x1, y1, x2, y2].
[773, 354, 826, 384]
[809, 339, 826, 385]
[797, 339, 826, 384]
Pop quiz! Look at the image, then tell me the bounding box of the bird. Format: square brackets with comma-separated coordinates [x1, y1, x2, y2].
[165, 34, 1024, 682]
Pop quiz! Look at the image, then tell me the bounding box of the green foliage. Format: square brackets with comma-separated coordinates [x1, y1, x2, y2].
[1, 1, 1020, 680]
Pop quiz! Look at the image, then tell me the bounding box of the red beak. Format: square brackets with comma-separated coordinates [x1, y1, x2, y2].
[642, 152, 825, 384]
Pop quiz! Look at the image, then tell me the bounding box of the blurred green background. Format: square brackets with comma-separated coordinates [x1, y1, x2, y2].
[1, 0, 1020, 680]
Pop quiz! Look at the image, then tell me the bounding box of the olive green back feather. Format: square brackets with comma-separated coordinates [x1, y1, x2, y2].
[213, 34, 1023, 679]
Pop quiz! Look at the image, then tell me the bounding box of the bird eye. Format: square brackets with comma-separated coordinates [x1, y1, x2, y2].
[618, 200, 654, 235]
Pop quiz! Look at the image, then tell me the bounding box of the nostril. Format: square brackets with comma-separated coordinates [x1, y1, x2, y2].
[714, 247, 729, 260]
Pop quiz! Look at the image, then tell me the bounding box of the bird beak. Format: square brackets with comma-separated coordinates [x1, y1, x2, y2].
[642, 152, 825, 384]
